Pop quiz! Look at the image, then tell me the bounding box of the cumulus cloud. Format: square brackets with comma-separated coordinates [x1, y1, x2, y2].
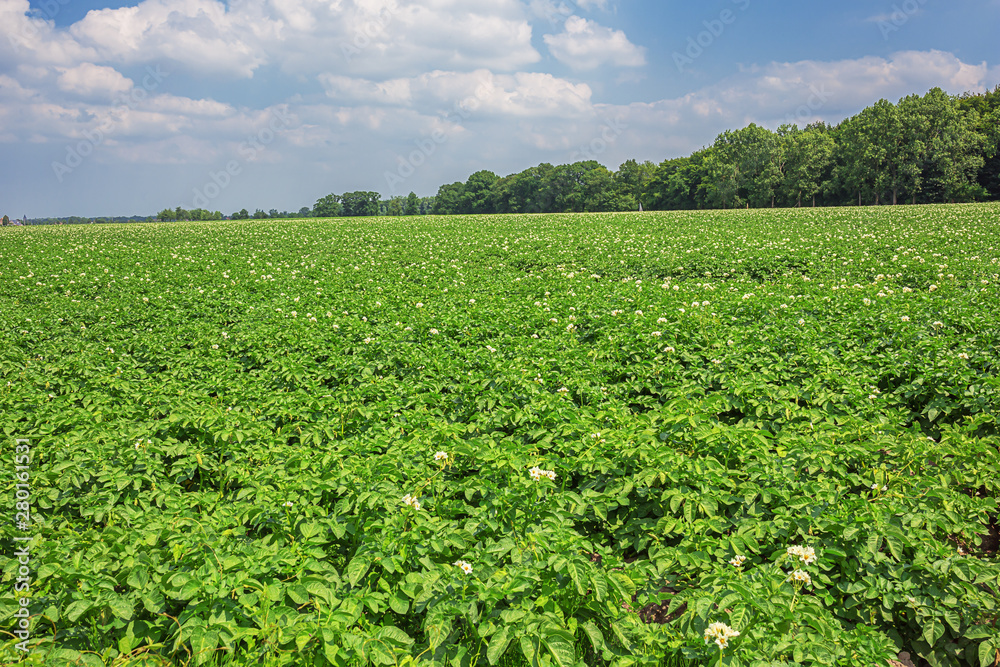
[319, 69, 593, 118]
[543, 16, 646, 70]
[56, 64, 133, 100]
[69, 0, 268, 78]
[0, 0, 98, 67]
[62, 0, 540, 79]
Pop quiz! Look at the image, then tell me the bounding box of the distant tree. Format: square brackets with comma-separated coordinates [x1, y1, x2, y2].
[340, 191, 381, 216]
[432, 182, 465, 214]
[232, 209, 250, 220]
[268, 209, 279, 218]
[782, 125, 835, 207]
[298, 207, 313, 218]
[253, 209, 268, 219]
[404, 192, 420, 215]
[490, 165, 554, 214]
[460, 170, 499, 214]
[959, 85, 1000, 199]
[2, 215, 9, 226]
[157, 208, 176, 221]
[644, 156, 705, 210]
[313, 194, 341, 217]
[614, 159, 656, 204]
[907, 88, 986, 203]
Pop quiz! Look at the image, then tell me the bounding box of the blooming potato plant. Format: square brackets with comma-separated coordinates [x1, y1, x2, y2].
[0, 205, 999, 667]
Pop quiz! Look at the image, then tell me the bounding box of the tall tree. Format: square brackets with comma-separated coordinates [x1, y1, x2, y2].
[340, 191, 381, 216]
[313, 194, 341, 217]
[614, 159, 656, 205]
[432, 182, 465, 214]
[832, 110, 887, 205]
[782, 124, 835, 207]
[387, 197, 404, 216]
[404, 192, 420, 215]
[460, 170, 499, 214]
[907, 88, 986, 202]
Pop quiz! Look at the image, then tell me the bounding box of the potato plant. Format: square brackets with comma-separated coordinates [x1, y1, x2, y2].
[1, 205, 999, 667]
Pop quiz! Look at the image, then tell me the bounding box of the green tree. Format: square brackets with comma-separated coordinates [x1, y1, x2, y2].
[703, 140, 742, 209]
[313, 194, 341, 218]
[432, 182, 465, 214]
[231, 209, 250, 220]
[460, 170, 499, 214]
[339, 191, 381, 216]
[782, 124, 835, 207]
[614, 159, 656, 205]
[907, 88, 986, 203]
[298, 206, 312, 218]
[958, 85, 1000, 199]
[387, 197, 404, 216]
[832, 110, 886, 206]
[404, 192, 420, 215]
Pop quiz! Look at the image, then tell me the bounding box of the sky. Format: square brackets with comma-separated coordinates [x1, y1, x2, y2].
[1, 0, 998, 218]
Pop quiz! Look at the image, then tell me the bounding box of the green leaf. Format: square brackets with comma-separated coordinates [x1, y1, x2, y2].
[866, 533, 883, 558]
[346, 554, 372, 587]
[581, 621, 606, 652]
[979, 638, 999, 667]
[964, 625, 996, 640]
[942, 609, 961, 634]
[190, 627, 219, 666]
[542, 627, 577, 667]
[322, 628, 346, 666]
[589, 571, 607, 601]
[377, 625, 414, 647]
[65, 600, 93, 623]
[884, 533, 903, 561]
[488, 625, 512, 665]
[519, 635, 541, 667]
[923, 619, 945, 648]
[287, 583, 310, 605]
[565, 560, 586, 595]
[108, 596, 134, 621]
[389, 591, 409, 615]
[730, 606, 750, 632]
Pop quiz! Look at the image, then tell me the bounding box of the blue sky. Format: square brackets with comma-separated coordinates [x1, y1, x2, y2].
[2, 0, 998, 217]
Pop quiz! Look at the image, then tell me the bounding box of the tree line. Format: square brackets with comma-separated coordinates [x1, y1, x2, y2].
[14, 86, 994, 226]
[424, 86, 999, 215]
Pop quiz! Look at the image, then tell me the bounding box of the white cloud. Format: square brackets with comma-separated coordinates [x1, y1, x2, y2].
[56, 64, 133, 100]
[62, 0, 540, 79]
[543, 16, 646, 70]
[70, 0, 268, 78]
[0, 0, 98, 67]
[319, 69, 593, 118]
